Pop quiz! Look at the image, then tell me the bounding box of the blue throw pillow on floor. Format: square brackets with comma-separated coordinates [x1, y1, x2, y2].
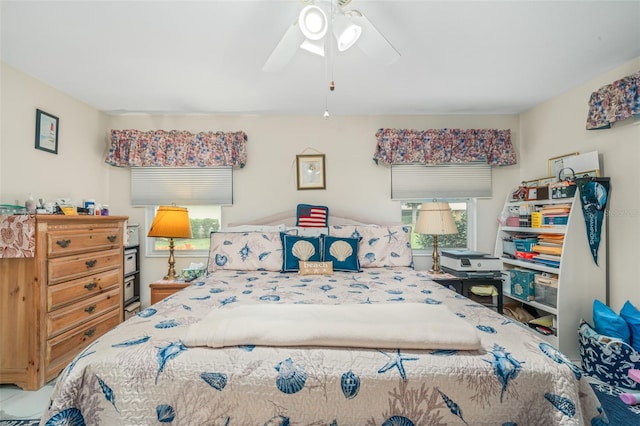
[620, 300, 640, 352]
[593, 299, 631, 344]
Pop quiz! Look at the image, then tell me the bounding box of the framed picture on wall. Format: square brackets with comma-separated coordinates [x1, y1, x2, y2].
[296, 154, 326, 190]
[548, 152, 579, 179]
[35, 109, 59, 154]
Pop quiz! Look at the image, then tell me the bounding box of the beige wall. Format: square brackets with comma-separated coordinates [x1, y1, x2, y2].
[519, 57, 640, 311]
[0, 63, 110, 207]
[2, 58, 636, 311]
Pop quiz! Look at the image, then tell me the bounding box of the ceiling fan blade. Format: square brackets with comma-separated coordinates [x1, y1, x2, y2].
[262, 21, 305, 72]
[348, 10, 400, 66]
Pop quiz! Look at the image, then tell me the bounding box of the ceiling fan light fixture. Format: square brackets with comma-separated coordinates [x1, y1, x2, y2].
[298, 5, 328, 41]
[300, 38, 325, 57]
[333, 14, 362, 51]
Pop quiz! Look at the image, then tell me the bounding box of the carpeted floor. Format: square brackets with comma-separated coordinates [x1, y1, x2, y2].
[589, 380, 640, 426]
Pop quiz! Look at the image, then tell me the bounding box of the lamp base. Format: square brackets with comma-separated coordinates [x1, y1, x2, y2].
[163, 237, 178, 281]
[430, 235, 444, 274]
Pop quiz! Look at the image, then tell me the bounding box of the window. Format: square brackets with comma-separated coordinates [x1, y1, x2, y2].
[401, 200, 474, 250]
[146, 205, 221, 258]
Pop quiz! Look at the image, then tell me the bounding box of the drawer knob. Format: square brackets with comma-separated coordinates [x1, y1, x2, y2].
[85, 259, 97, 268]
[84, 327, 96, 337]
[56, 239, 71, 248]
[107, 235, 117, 243]
[85, 304, 96, 314]
[84, 282, 98, 291]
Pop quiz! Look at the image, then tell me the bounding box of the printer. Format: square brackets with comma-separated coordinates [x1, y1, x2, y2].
[440, 249, 502, 278]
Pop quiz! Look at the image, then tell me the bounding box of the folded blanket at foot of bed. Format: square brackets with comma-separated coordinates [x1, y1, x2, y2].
[183, 303, 481, 350]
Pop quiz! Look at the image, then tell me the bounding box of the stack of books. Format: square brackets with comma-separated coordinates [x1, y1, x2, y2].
[541, 204, 571, 226]
[531, 233, 564, 267]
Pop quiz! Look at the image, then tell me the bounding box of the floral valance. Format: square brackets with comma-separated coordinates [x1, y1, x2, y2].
[373, 128, 516, 166]
[105, 130, 248, 168]
[586, 71, 640, 130]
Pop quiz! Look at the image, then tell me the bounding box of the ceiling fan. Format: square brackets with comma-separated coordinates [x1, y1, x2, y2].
[262, 0, 400, 72]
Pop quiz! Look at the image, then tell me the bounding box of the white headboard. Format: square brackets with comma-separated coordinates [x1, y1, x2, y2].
[227, 208, 401, 228]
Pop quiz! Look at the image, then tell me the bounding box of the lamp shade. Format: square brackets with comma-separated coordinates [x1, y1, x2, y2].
[298, 5, 328, 41]
[414, 202, 458, 235]
[333, 14, 362, 51]
[147, 206, 192, 239]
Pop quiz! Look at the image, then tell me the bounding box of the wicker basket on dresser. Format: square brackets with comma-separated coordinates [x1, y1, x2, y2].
[0, 215, 127, 390]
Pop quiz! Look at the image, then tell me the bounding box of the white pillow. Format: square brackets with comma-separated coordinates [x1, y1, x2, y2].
[220, 224, 287, 233]
[207, 231, 283, 272]
[285, 226, 328, 237]
[329, 224, 413, 267]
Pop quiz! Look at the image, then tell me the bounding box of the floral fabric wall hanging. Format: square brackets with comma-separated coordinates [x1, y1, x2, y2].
[586, 71, 640, 130]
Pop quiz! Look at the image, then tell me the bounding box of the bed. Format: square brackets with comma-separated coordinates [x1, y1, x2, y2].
[41, 211, 605, 425]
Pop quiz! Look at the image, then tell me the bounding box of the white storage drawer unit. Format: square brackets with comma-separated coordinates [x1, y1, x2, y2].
[124, 276, 135, 301]
[126, 224, 139, 247]
[124, 248, 138, 275]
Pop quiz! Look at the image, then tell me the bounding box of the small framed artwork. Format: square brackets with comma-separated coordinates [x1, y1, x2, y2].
[524, 179, 538, 187]
[538, 176, 557, 186]
[35, 109, 59, 154]
[525, 187, 538, 201]
[548, 152, 579, 178]
[296, 154, 326, 190]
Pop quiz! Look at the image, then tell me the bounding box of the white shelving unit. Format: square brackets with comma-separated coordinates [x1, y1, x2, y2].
[494, 191, 607, 361]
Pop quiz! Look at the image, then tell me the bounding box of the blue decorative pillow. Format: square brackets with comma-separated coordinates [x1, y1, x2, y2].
[620, 300, 640, 352]
[323, 235, 361, 272]
[280, 233, 323, 272]
[593, 299, 631, 343]
[296, 204, 329, 228]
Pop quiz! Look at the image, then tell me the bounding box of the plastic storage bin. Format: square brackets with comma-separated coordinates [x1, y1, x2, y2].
[124, 276, 135, 301]
[124, 248, 138, 275]
[509, 269, 538, 301]
[533, 274, 558, 307]
[514, 238, 538, 252]
[502, 240, 516, 258]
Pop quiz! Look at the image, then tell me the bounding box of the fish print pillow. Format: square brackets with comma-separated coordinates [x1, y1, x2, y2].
[207, 232, 283, 272]
[329, 225, 413, 268]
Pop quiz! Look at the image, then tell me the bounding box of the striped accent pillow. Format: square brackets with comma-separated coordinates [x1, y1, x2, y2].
[296, 204, 329, 228]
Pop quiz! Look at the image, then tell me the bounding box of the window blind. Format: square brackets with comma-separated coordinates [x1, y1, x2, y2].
[391, 163, 492, 200]
[131, 167, 233, 206]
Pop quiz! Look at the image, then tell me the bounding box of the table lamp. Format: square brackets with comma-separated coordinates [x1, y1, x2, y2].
[415, 202, 458, 274]
[147, 205, 192, 280]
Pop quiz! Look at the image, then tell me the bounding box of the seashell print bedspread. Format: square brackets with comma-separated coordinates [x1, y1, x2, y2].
[42, 268, 605, 425]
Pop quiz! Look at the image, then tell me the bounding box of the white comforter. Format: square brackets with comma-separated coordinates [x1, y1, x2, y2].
[184, 303, 481, 350]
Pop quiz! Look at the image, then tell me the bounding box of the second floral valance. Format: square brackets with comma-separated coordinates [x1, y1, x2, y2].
[105, 129, 248, 168]
[373, 128, 516, 166]
[586, 71, 640, 130]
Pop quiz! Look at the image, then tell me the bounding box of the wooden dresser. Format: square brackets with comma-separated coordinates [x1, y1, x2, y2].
[0, 215, 127, 390]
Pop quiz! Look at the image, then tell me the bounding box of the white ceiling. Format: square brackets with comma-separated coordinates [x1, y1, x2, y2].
[2, 0, 639, 116]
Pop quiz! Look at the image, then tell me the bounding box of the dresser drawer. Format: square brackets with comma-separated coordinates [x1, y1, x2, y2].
[48, 249, 121, 284]
[47, 288, 120, 338]
[47, 227, 122, 257]
[45, 309, 121, 375]
[47, 269, 121, 311]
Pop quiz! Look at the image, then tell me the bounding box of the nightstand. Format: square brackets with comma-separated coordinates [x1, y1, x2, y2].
[429, 274, 503, 314]
[149, 280, 191, 304]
